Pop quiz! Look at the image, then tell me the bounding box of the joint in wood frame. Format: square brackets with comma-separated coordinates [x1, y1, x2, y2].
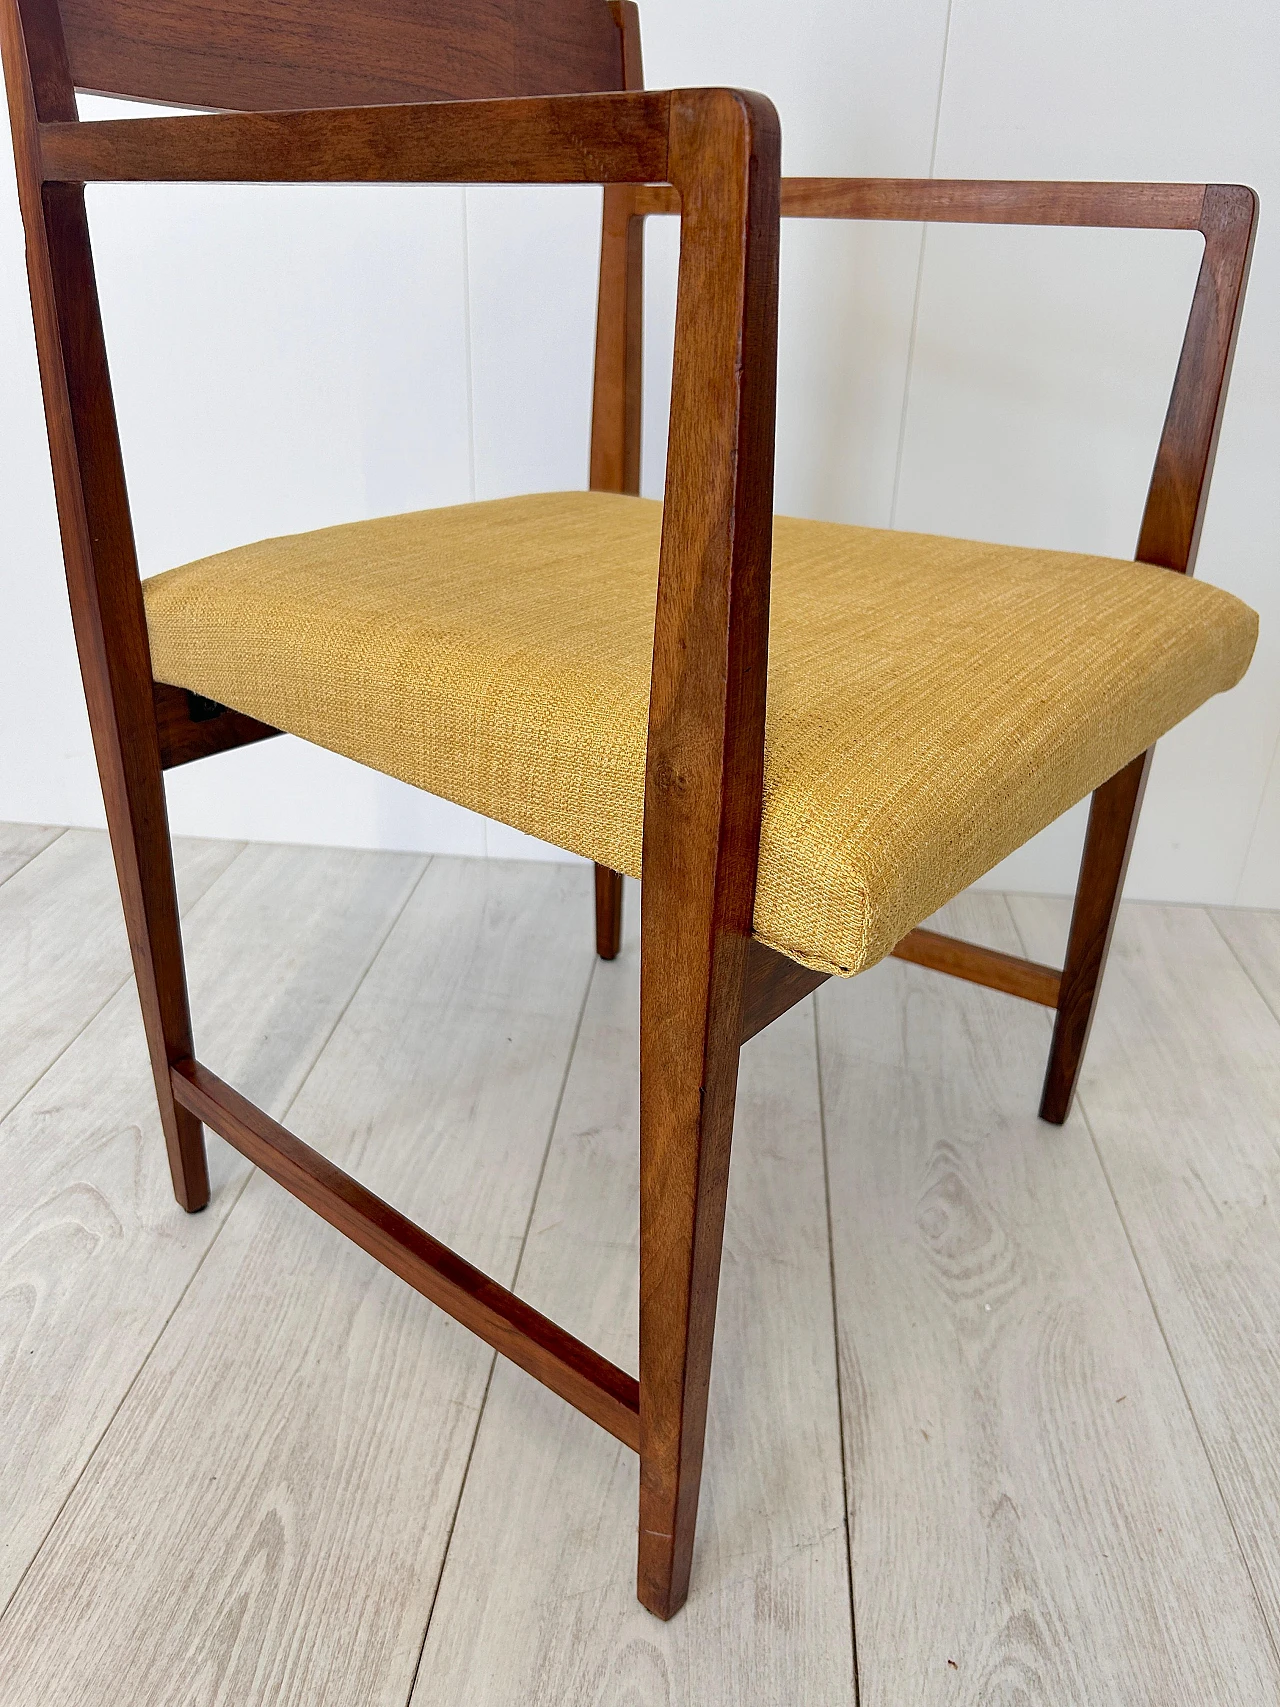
[741, 927, 1061, 1049]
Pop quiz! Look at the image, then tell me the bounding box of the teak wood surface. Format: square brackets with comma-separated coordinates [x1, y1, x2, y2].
[0, 0, 1256, 1624]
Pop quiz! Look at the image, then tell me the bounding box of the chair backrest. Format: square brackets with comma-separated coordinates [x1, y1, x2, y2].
[53, 0, 627, 111]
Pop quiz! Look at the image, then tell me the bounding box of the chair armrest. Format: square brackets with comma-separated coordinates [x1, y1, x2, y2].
[37, 89, 673, 187]
[776, 176, 1215, 228]
[632, 175, 1249, 233]
[633, 172, 1257, 580]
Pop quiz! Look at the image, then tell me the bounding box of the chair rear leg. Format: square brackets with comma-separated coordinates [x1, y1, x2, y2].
[1040, 750, 1152, 1124]
[594, 863, 624, 960]
[30, 181, 209, 1212]
[637, 931, 746, 1618]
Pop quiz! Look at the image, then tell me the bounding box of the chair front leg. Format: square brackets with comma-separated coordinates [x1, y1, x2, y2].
[638, 920, 747, 1618]
[1040, 749, 1152, 1123]
[634, 84, 779, 1618]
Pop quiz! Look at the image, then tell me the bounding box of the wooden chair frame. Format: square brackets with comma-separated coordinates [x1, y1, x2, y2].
[1, 0, 1255, 1620]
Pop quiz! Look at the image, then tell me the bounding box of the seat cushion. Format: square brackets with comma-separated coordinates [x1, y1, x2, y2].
[143, 491, 1257, 976]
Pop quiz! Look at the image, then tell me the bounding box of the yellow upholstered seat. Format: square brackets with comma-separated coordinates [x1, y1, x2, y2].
[143, 490, 1256, 976]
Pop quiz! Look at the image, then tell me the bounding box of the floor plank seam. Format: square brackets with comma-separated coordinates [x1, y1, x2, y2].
[0, 838, 254, 1126]
[406, 945, 599, 1687]
[812, 993, 863, 1707]
[1207, 908, 1280, 1031]
[0, 970, 134, 1129]
[0, 846, 432, 1632]
[0, 826, 66, 891]
[507, 955, 600, 1302]
[402, 1347, 500, 1707]
[244, 851, 436, 1143]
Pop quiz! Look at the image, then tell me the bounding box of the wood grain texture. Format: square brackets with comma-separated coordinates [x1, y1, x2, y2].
[0, 826, 237, 1124]
[739, 936, 828, 1044]
[891, 925, 1061, 1007]
[589, 183, 645, 491]
[22, 173, 211, 1204]
[637, 85, 780, 1618]
[1012, 894, 1280, 1648]
[413, 886, 853, 1703]
[0, 821, 62, 886]
[60, 0, 625, 112]
[38, 92, 673, 186]
[632, 177, 1208, 226]
[0, 858, 595, 1705]
[818, 891, 1279, 1705]
[0, 841, 424, 1614]
[781, 177, 1209, 227]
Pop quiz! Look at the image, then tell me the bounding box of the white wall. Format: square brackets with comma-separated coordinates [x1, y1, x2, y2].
[1, 0, 1276, 902]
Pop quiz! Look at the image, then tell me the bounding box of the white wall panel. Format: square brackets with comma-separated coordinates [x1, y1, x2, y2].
[464, 184, 601, 502]
[635, 0, 953, 526]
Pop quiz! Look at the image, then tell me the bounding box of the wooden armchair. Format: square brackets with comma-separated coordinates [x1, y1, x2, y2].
[1, 0, 1257, 1620]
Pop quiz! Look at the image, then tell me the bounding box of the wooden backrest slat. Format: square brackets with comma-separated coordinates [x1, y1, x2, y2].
[55, 0, 625, 110]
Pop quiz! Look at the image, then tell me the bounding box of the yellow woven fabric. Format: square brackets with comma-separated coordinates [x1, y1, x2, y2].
[143, 491, 1257, 976]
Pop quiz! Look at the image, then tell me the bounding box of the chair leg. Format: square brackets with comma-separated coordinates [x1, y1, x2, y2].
[81, 670, 208, 1211]
[637, 933, 746, 1618]
[594, 862, 624, 959]
[1040, 750, 1152, 1124]
[100, 739, 210, 1212]
[30, 183, 209, 1212]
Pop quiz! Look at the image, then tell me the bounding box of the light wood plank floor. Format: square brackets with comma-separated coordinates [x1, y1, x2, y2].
[1, 826, 1278, 1705]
